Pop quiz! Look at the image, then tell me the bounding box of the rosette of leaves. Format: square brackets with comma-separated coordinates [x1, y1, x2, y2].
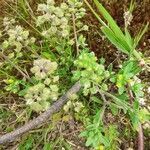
[36, 0, 86, 45]
[72, 51, 110, 96]
[24, 58, 59, 112]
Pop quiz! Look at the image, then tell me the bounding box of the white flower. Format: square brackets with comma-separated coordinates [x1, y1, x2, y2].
[68, 39, 74, 45]
[124, 11, 133, 26]
[127, 148, 134, 150]
[50, 92, 58, 101]
[26, 99, 34, 105]
[54, 7, 64, 18]
[76, 2, 83, 8]
[37, 4, 48, 12]
[41, 88, 51, 100]
[82, 25, 89, 31]
[118, 64, 122, 68]
[30, 37, 36, 43]
[24, 83, 52, 112]
[50, 85, 59, 92]
[133, 76, 141, 83]
[143, 122, 150, 129]
[139, 98, 146, 106]
[63, 101, 72, 112]
[61, 30, 69, 37]
[2, 40, 9, 49]
[53, 76, 59, 82]
[147, 87, 150, 94]
[49, 26, 57, 34]
[60, 3, 68, 10]
[31, 58, 57, 80]
[44, 78, 51, 85]
[47, 0, 55, 5]
[3, 17, 15, 30]
[36, 16, 46, 26]
[60, 17, 68, 25]
[52, 16, 61, 26]
[14, 41, 22, 52]
[74, 102, 84, 112]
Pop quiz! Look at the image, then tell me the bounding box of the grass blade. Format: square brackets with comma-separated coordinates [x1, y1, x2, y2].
[134, 22, 149, 49]
[125, 28, 133, 49]
[93, 0, 125, 39]
[101, 26, 131, 54]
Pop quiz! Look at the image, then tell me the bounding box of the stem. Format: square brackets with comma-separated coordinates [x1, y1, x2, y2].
[84, 0, 107, 27]
[137, 122, 144, 150]
[98, 90, 108, 123]
[98, 88, 131, 111]
[72, 13, 79, 56]
[133, 50, 142, 60]
[0, 52, 30, 80]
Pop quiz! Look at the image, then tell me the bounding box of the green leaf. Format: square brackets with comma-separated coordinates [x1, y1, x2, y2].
[85, 132, 95, 146]
[118, 86, 125, 95]
[134, 22, 149, 49]
[91, 96, 102, 104]
[90, 86, 98, 94]
[18, 136, 34, 150]
[129, 111, 140, 131]
[101, 26, 130, 54]
[41, 51, 56, 60]
[99, 133, 110, 147]
[121, 60, 141, 76]
[79, 131, 88, 137]
[94, 0, 126, 40]
[110, 103, 118, 115]
[138, 108, 150, 123]
[43, 142, 52, 150]
[125, 28, 133, 49]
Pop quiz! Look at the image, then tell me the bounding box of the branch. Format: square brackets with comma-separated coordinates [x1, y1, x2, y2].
[0, 82, 81, 144]
[138, 124, 144, 150]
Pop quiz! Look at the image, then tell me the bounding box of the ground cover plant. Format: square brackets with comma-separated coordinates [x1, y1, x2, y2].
[0, 0, 150, 149]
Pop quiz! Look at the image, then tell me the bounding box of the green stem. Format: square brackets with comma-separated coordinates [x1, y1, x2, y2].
[133, 50, 142, 60]
[84, 0, 107, 27]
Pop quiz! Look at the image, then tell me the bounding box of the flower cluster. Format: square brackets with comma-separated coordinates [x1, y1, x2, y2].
[25, 58, 59, 112]
[124, 11, 133, 27]
[1, 17, 35, 53]
[63, 94, 84, 113]
[64, 101, 84, 113]
[25, 83, 51, 112]
[73, 51, 110, 96]
[31, 58, 58, 80]
[36, 0, 86, 40]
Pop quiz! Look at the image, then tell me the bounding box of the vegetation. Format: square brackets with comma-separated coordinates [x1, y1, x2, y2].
[0, 0, 149, 149]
